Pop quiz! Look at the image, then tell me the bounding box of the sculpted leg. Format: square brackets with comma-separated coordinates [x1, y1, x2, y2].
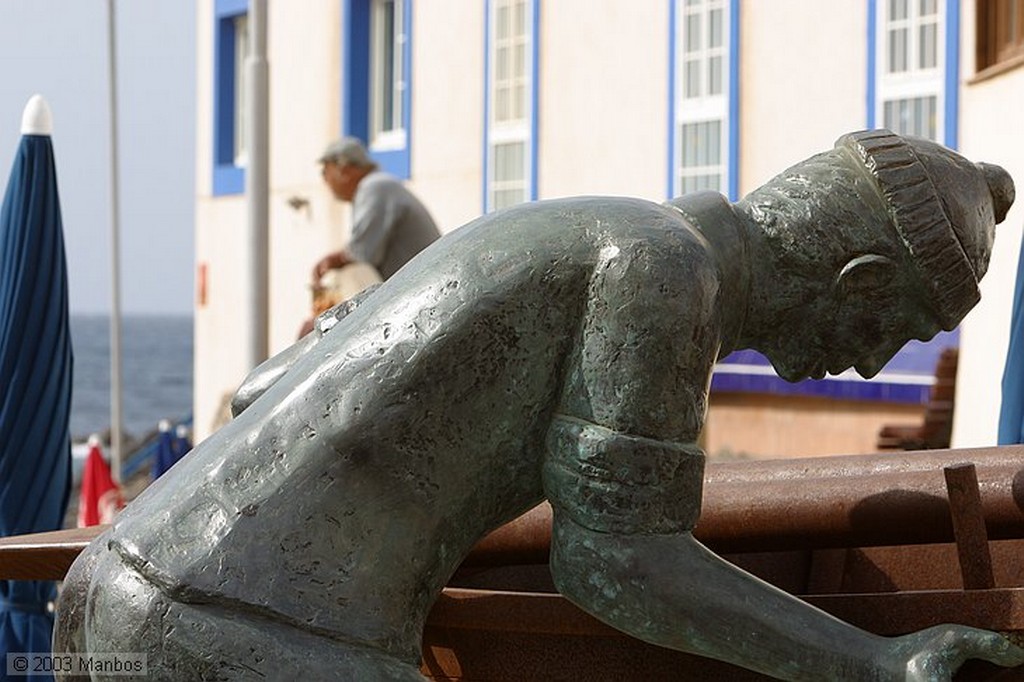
[55, 541, 426, 681]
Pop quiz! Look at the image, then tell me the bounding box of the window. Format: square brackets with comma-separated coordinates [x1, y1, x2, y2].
[233, 14, 250, 167]
[213, 0, 249, 196]
[343, 0, 413, 178]
[669, 0, 737, 199]
[370, 0, 407, 150]
[870, 0, 957, 144]
[977, 0, 1024, 72]
[485, 0, 537, 212]
[883, 95, 937, 139]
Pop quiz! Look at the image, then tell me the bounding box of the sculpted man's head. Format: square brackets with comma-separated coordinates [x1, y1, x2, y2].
[738, 129, 1014, 383]
[319, 136, 379, 202]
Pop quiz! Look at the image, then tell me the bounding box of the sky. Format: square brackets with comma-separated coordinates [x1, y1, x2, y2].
[0, 1, 195, 315]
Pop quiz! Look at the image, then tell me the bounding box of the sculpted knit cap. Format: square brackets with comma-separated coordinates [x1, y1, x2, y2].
[838, 129, 1014, 329]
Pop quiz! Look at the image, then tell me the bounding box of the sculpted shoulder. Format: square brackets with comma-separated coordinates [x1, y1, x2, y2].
[407, 196, 711, 281]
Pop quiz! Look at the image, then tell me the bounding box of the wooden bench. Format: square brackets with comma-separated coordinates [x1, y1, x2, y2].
[877, 347, 958, 450]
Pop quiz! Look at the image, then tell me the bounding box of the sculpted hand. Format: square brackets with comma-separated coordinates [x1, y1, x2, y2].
[891, 625, 1024, 681]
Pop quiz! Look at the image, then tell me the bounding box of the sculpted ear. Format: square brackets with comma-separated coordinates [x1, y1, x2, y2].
[836, 254, 897, 296]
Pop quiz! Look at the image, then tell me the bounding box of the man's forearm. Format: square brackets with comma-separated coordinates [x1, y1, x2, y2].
[542, 414, 898, 680]
[313, 249, 352, 281]
[550, 519, 897, 680]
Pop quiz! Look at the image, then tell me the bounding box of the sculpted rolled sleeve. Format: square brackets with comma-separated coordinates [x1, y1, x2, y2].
[544, 416, 705, 534]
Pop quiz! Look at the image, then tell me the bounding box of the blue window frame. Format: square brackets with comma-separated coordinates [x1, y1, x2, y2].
[667, 0, 740, 201]
[483, 0, 540, 212]
[213, 0, 248, 196]
[867, 0, 960, 147]
[343, 0, 413, 179]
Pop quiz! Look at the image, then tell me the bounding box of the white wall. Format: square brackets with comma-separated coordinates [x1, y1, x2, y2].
[405, 1, 486, 233]
[194, 0, 345, 440]
[266, 0, 344, 353]
[951, 65, 1024, 445]
[539, 1, 668, 201]
[948, 1, 1024, 447]
[194, 0, 249, 441]
[738, 0, 866, 195]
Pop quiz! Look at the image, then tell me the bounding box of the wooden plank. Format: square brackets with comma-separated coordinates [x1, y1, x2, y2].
[0, 525, 105, 580]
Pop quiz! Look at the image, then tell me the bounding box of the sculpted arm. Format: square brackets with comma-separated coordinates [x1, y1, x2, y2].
[230, 283, 381, 416]
[542, 241, 1019, 680]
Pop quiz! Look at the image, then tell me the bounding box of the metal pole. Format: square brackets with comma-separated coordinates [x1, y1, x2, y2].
[106, 0, 124, 483]
[246, 0, 269, 367]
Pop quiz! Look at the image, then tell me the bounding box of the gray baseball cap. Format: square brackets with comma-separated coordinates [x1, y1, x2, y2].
[318, 137, 375, 166]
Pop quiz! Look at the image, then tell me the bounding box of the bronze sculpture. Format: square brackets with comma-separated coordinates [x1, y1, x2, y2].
[55, 130, 1022, 680]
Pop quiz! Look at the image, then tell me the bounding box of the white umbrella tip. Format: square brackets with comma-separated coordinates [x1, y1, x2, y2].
[88, 434, 102, 447]
[21, 94, 53, 135]
[159, 419, 171, 432]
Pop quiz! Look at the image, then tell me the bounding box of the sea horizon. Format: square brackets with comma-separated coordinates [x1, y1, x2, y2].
[69, 313, 193, 442]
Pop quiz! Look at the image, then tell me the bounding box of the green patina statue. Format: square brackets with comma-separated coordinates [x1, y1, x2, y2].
[56, 130, 1021, 680]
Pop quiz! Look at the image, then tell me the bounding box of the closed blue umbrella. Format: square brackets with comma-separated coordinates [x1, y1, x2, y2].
[152, 419, 175, 479]
[999, 235, 1024, 444]
[0, 95, 72, 676]
[172, 423, 192, 461]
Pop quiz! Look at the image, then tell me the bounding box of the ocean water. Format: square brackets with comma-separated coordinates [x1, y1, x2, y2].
[69, 314, 193, 441]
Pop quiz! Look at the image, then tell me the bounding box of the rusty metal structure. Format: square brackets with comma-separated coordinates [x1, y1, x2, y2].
[434, 446, 1024, 681]
[5, 445, 1024, 679]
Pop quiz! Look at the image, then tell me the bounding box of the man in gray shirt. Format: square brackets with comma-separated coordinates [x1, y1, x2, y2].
[314, 137, 440, 281]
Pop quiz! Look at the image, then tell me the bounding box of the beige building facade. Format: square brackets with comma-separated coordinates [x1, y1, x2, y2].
[193, 0, 1024, 460]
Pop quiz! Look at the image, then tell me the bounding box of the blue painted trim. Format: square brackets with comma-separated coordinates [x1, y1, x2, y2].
[666, 0, 677, 200]
[710, 372, 933, 404]
[944, 0, 959, 148]
[482, 0, 492, 212]
[713, 334, 958, 404]
[529, 0, 540, 201]
[866, 0, 876, 128]
[213, 165, 244, 195]
[342, 1, 371, 146]
[217, 0, 248, 16]
[212, 0, 248, 196]
[727, 0, 740, 201]
[342, 1, 412, 178]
